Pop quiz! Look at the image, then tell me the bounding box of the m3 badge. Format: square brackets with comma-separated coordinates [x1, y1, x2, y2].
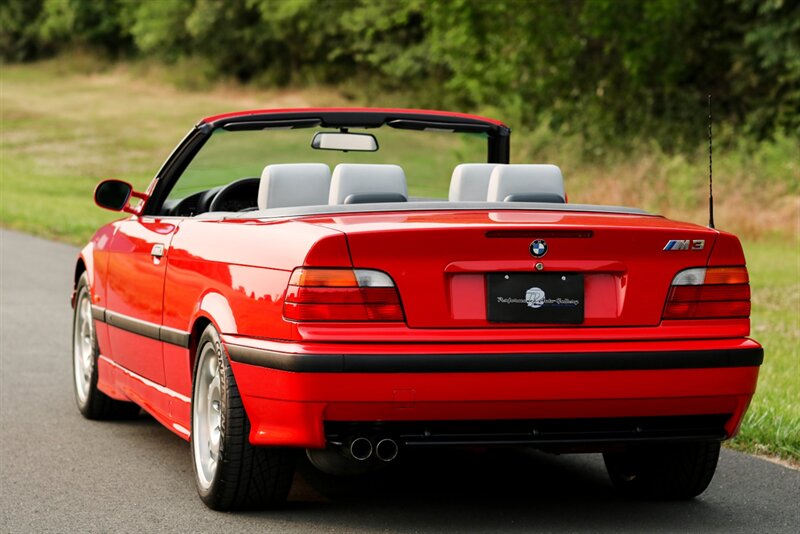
[663, 239, 705, 251]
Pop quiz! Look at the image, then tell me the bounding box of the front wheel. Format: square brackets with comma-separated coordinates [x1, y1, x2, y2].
[603, 441, 721, 500]
[191, 325, 296, 510]
[72, 273, 140, 420]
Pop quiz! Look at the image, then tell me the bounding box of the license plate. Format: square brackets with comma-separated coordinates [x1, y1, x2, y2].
[486, 273, 584, 323]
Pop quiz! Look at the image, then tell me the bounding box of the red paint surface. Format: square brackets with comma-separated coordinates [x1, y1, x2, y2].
[201, 107, 507, 127]
[229, 357, 757, 447]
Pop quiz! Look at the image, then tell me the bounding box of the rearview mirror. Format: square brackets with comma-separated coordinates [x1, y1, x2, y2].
[94, 179, 140, 213]
[311, 131, 378, 152]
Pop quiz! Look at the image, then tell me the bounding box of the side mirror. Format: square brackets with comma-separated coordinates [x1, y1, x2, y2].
[94, 179, 144, 213]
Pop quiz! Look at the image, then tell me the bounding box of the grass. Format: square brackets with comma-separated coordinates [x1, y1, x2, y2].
[730, 238, 800, 461]
[0, 57, 342, 241]
[2, 58, 798, 463]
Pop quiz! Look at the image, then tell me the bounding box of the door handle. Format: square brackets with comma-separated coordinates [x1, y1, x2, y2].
[150, 244, 165, 258]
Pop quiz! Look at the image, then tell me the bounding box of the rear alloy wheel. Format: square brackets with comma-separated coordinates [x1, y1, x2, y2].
[603, 441, 721, 500]
[72, 273, 140, 419]
[191, 324, 296, 510]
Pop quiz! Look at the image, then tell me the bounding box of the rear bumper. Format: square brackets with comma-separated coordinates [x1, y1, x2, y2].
[223, 335, 761, 449]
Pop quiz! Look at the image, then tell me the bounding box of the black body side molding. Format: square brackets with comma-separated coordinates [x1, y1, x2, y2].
[224, 345, 764, 373]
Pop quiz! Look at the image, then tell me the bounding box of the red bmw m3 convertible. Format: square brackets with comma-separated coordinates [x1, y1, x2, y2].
[71, 108, 762, 510]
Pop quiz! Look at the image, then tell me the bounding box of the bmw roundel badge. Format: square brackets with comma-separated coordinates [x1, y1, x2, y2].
[530, 239, 548, 258]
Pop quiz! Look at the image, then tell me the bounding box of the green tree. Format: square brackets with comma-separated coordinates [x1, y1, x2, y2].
[3, 0, 797, 143]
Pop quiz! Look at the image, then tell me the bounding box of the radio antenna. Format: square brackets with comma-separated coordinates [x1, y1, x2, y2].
[708, 94, 715, 229]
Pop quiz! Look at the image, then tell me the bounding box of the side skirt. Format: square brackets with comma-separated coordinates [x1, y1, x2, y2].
[98, 355, 191, 440]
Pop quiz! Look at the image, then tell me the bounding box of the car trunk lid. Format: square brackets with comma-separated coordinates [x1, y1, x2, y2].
[301, 209, 718, 328]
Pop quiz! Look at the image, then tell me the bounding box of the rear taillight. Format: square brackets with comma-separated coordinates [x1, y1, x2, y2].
[662, 266, 750, 320]
[283, 268, 405, 322]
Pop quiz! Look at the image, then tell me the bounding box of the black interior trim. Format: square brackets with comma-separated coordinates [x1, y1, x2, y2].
[387, 119, 493, 134]
[208, 177, 260, 212]
[208, 111, 507, 132]
[222, 119, 321, 131]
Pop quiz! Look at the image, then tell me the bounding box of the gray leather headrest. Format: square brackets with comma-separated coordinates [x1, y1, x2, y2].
[449, 163, 499, 201]
[258, 163, 331, 209]
[486, 164, 565, 203]
[329, 164, 407, 204]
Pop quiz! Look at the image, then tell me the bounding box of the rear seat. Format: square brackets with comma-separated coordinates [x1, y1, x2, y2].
[448, 163, 499, 201]
[258, 163, 331, 209]
[486, 164, 566, 203]
[329, 164, 408, 204]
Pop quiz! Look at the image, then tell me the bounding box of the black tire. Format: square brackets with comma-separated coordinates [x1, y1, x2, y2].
[72, 273, 141, 420]
[603, 441, 721, 500]
[191, 325, 296, 511]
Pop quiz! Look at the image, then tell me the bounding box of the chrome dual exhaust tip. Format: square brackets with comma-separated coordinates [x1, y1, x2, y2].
[375, 438, 399, 462]
[347, 437, 399, 462]
[349, 437, 373, 461]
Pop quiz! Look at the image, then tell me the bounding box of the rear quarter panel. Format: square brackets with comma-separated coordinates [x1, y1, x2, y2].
[160, 218, 350, 402]
[161, 217, 350, 376]
[162, 218, 350, 337]
[707, 230, 748, 266]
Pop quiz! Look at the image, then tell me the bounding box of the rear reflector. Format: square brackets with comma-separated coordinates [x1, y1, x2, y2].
[284, 268, 404, 322]
[663, 266, 751, 320]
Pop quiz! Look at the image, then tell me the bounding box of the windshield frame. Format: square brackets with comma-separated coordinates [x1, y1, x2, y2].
[141, 109, 511, 216]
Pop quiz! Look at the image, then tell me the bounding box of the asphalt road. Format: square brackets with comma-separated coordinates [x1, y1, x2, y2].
[1, 228, 798, 533]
